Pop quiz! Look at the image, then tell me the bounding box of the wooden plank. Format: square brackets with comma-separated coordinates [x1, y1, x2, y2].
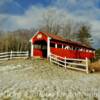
[12, 54, 27, 56]
[0, 51, 28, 61]
[50, 53, 86, 62]
[50, 53, 88, 73]
[12, 51, 28, 53]
[65, 58, 85, 62]
[51, 55, 86, 67]
[51, 59, 65, 67]
[0, 55, 9, 58]
[66, 62, 86, 67]
[50, 56, 64, 63]
[67, 66, 86, 72]
[0, 52, 9, 55]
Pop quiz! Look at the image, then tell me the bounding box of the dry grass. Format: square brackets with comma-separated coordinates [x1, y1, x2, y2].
[90, 60, 100, 72]
[0, 59, 100, 100]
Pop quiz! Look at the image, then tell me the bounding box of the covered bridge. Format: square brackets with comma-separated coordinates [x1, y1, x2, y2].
[30, 31, 95, 59]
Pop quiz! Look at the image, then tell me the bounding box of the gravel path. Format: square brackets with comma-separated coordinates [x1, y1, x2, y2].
[0, 59, 100, 100]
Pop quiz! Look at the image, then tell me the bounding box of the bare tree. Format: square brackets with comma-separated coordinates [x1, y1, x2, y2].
[0, 29, 34, 52]
[61, 20, 80, 41]
[38, 8, 82, 41]
[39, 8, 62, 35]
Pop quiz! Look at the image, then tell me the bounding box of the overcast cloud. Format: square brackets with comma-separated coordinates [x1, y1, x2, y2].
[0, 0, 100, 48]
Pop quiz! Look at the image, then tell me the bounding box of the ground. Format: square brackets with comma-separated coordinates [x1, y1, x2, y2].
[0, 59, 100, 100]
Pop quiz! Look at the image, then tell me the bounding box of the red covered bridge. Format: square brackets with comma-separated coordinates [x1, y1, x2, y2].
[30, 31, 95, 59]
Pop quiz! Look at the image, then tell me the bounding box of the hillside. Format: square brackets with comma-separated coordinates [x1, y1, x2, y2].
[0, 59, 100, 100]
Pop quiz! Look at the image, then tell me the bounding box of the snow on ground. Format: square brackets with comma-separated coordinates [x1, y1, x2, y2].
[0, 59, 100, 100]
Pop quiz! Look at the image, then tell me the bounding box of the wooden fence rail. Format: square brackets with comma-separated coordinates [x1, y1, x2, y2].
[0, 51, 29, 60]
[50, 53, 89, 73]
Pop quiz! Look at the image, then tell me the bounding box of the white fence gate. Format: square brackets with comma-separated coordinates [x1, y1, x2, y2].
[50, 53, 89, 73]
[0, 51, 29, 60]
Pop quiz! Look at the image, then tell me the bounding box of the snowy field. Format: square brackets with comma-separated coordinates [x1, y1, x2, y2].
[0, 59, 100, 100]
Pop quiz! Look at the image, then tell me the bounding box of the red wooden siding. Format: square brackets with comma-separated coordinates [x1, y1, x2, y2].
[32, 32, 47, 43]
[33, 49, 43, 57]
[50, 48, 95, 59]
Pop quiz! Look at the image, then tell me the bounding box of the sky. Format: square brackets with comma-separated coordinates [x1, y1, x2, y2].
[0, 0, 100, 49]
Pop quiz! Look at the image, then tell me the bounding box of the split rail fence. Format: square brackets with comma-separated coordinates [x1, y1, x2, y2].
[0, 51, 29, 60]
[50, 53, 89, 73]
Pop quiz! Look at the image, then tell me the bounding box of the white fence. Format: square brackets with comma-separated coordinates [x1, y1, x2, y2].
[0, 51, 29, 60]
[50, 53, 89, 73]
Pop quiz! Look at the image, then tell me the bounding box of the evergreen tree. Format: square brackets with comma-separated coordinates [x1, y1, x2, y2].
[96, 48, 100, 60]
[77, 24, 92, 47]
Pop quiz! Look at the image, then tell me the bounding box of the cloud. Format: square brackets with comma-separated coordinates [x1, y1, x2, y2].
[0, 6, 71, 31]
[0, 0, 100, 48]
[0, 0, 14, 5]
[0, 6, 46, 31]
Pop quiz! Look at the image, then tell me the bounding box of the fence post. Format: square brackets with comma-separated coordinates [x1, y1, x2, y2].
[10, 50, 13, 59]
[65, 57, 67, 69]
[86, 58, 89, 74]
[27, 51, 29, 58]
[50, 53, 51, 63]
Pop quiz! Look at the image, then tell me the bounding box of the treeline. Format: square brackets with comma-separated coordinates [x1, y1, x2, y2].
[0, 29, 34, 52]
[0, 24, 92, 53]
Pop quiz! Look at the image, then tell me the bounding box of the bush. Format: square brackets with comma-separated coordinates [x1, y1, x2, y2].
[90, 60, 100, 72]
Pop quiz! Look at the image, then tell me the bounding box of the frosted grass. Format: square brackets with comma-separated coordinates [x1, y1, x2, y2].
[0, 59, 100, 100]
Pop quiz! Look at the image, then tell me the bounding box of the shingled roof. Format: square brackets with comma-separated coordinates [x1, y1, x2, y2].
[42, 32, 95, 50]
